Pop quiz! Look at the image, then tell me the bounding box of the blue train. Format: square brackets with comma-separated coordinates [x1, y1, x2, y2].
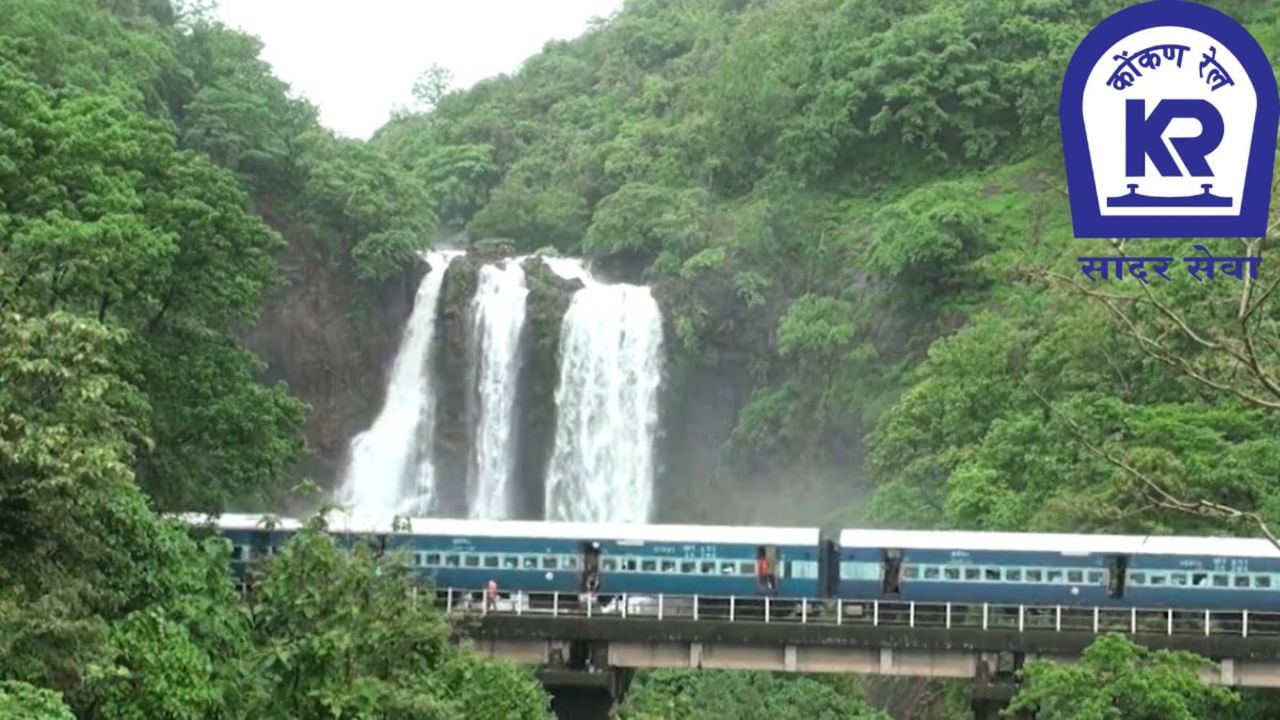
[191, 513, 1280, 612]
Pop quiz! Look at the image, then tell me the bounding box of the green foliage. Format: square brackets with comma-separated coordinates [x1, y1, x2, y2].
[295, 131, 437, 280]
[0, 681, 75, 720]
[1006, 634, 1238, 720]
[680, 246, 726, 279]
[584, 183, 711, 257]
[620, 669, 890, 719]
[241, 516, 551, 719]
[865, 179, 989, 282]
[0, 50, 305, 513]
[776, 294, 857, 368]
[467, 184, 589, 251]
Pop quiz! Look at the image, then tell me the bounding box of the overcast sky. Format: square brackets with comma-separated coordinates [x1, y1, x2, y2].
[214, 0, 623, 139]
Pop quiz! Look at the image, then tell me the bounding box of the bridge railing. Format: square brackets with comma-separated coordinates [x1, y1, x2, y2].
[432, 588, 1280, 639]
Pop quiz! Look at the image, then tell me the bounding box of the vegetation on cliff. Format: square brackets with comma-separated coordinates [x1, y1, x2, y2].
[0, 0, 548, 716]
[6, 0, 1280, 716]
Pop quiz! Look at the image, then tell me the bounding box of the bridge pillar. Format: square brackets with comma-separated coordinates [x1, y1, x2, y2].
[540, 667, 633, 720]
[690, 642, 703, 668]
[1221, 658, 1237, 686]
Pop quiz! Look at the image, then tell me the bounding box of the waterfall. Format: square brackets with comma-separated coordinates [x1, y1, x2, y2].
[544, 263, 664, 524]
[467, 260, 529, 519]
[337, 250, 460, 518]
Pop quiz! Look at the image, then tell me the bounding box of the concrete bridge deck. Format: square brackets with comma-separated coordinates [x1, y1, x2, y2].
[437, 588, 1280, 688]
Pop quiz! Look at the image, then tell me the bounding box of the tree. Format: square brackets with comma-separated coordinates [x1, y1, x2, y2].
[412, 64, 454, 112]
[238, 513, 552, 719]
[620, 670, 890, 720]
[0, 682, 75, 720]
[1006, 634, 1238, 720]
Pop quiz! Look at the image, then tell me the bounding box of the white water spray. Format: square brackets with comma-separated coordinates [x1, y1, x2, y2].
[337, 250, 460, 518]
[468, 260, 529, 519]
[544, 263, 664, 524]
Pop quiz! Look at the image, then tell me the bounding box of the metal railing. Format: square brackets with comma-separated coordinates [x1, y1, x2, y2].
[432, 588, 1280, 639]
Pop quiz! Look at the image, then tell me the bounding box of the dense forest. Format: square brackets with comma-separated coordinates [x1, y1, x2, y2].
[4, 0, 1280, 717]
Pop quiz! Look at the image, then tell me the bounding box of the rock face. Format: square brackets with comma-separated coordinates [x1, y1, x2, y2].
[513, 257, 583, 519]
[650, 267, 867, 528]
[240, 203, 428, 495]
[431, 256, 480, 516]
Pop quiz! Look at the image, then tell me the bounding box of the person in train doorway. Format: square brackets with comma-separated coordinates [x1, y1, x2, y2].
[756, 547, 776, 593]
[485, 579, 498, 612]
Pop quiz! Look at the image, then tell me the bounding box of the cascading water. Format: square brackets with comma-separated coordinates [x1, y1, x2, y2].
[467, 259, 529, 519]
[337, 249, 460, 518]
[544, 260, 664, 524]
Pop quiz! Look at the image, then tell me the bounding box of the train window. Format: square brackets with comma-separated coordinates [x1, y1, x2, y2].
[1212, 574, 1228, 587]
[1026, 569, 1042, 582]
[1234, 575, 1250, 588]
[701, 561, 716, 574]
[603, 558, 617, 572]
[984, 568, 1000, 581]
[1257, 575, 1272, 589]
[425, 553, 441, 566]
[1005, 569, 1022, 582]
[1067, 570, 1083, 583]
[563, 557, 580, 570]
[923, 566, 940, 580]
[739, 562, 754, 575]
[1129, 572, 1145, 585]
[944, 567, 960, 580]
[445, 555, 460, 567]
[964, 567, 980, 580]
[1046, 570, 1063, 583]
[464, 555, 480, 568]
[1088, 570, 1104, 584]
[522, 556, 537, 569]
[903, 566, 919, 579]
[502, 556, 519, 569]
[231, 546, 244, 561]
[1192, 573, 1208, 586]
[542, 556, 559, 570]
[1170, 573, 1187, 586]
[719, 561, 735, 575]
[622, 558, 637, 572]
[484, 556, 499, 568]
[1149, 573, 1167, 586]
[681, 561, 696, 573]
[661, 560, 677, 573]
[411, 553, 421, 567]
[641, 559, 657, 572]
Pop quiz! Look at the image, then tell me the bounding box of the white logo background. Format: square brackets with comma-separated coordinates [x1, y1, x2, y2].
[1082, 26, 1256, 217]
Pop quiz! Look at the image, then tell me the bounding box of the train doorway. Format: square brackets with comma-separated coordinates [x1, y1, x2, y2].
[1105, 554, 1127, 598]
[581, 542, 601, 593]
[756, 546, 778, 593]
[882, 549, 903, 596]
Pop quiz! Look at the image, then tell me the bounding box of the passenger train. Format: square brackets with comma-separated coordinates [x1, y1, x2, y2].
[192, 513, 1280, 612]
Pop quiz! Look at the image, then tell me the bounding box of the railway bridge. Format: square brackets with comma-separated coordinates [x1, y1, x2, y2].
[436, 588, 1280, 719]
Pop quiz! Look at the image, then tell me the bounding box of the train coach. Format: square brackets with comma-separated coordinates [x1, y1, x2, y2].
[198, 513, 823, 600]
[835, 528, 1280, 611]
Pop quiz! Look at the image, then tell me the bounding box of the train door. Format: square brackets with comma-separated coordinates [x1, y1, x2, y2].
[882, 549, 903, 596]
[756, 546, 778, 592]
[1105, 554, 1127, 598]
[580, 542, 601, 593]
[821, 538, 841, 597]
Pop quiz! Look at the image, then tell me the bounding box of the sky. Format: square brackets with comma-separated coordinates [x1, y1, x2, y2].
[214, 0, 623, 139]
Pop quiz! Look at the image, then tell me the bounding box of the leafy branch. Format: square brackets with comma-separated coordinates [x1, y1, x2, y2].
[1027, 385, 1280, 550]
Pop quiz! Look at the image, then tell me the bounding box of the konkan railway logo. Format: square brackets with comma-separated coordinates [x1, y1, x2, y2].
[1061, 0, 1279, 238]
